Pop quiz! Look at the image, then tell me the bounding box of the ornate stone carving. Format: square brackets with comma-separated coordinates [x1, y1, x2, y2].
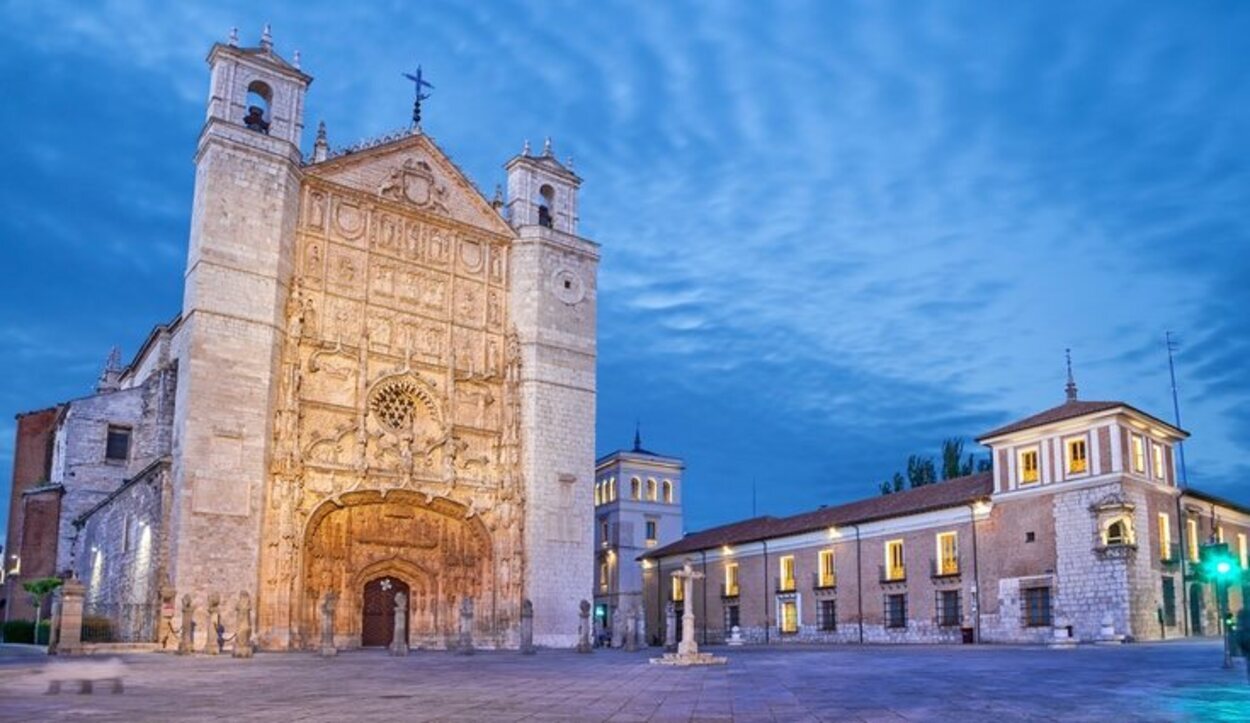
[379, 158, 449, 214]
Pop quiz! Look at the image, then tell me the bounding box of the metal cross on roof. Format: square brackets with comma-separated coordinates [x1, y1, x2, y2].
[403, 65, 434, 128]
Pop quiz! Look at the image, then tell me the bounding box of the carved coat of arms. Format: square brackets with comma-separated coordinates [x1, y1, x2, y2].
[380, 158, 450, 214]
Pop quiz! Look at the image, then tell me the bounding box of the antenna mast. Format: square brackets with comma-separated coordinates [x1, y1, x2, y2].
[1166, 331, 1188, 488]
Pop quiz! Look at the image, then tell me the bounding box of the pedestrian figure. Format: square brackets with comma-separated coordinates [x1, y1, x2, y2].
[1237, 607, 1250, 683]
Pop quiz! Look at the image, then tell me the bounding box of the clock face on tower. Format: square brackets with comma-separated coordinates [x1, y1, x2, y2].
[550, 267, 586, 305]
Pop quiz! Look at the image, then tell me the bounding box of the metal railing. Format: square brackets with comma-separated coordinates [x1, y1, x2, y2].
[811, 571, 836, 590]
[879, 565, 906, 583]
[775, 576, 796, 593]
[931, 558, 960, 578]
[81, 602, 156, 643]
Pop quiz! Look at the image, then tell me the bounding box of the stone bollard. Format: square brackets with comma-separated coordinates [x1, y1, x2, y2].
[576, 600, 592, 653]
[457, 597, 475, 655]
[728, 625, 744, 646]
[519, 598, 536, 655]
[205, 593, 221, 655]
[624, 606, 638, 652]
[390, 592, 409, 656]
[1097, 615, 1124, 645]
[52, 578, 85, 655]
[664, 602, 676, 650]
[158, 584, 177, 652]
[1048, 617, 1076, 649]
[233, 591, 254, 659]
[319, 591, 338, 658]
[178, 594, 195, 655]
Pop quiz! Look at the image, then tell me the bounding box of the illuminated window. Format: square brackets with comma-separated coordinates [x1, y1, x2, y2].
[646, 478, 658, 501]
[1217, 526, 1225, 544]
[671, 574, 684, 602]
[1240, 534, 1248, 569]
[645, 520, 657, 546]
[1152, 443, 1165, 480]
[885, 540, 905, 581]
[600, 519, 609, 545]
[724, 563, 739, 597]
[778, 555, 796, 592]
[594, 483, 602, 506]
[779, 599, 798, 634]
[606, 477, 616, 501]
[1018, 448, 1040, 485]
[1158, 513, 1171, 561]
[818, 550, 836, 588]
[936, 532, 958, 575]
[599, 560, 609, 591]
[662, 480, 673, 504]
[1066, 436, 1088, 475]
[1186, 519, 1199, 562]
[630, 477, 640, 500]
[1131, 435, 1146, 473]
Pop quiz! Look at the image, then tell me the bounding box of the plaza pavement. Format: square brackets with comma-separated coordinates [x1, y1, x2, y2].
[0, 639, 1247, 722]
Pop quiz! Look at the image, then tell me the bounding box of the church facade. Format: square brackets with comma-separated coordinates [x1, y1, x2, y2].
[2, 29, 598, 650]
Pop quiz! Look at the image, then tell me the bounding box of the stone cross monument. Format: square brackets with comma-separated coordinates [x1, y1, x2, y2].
[673, 560, 703, 657]
[233, 591, 254, 658]
[664, 602, 676, 649]
[519, 598, 535, 655]
[624, 604, 638, 652]
[390, 592, 409, 656]
[158, 584, 177, 651]
[319, 591, 338, 657]
[650, 559, 726, 666]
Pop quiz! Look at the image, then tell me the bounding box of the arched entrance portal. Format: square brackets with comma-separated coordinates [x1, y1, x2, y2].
[301, 490, 493, 649]
[362, 576, 410, 647]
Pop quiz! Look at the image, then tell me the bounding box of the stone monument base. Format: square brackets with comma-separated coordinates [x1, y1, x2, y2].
[649, 652, 728, 666]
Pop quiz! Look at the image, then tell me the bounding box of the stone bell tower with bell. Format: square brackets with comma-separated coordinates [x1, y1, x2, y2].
[168, 25, 311, 648]
[506, 139, 599, 647]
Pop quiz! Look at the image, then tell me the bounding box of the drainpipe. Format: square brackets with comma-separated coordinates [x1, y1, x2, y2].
[968, 501, 983, 644]
[850, 522, 863, 644]
[762, 540, 770, 644]
[700, 549, 708, 646]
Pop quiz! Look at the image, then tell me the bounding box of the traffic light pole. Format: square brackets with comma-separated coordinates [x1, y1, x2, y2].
[1219, 580, 1232, 669]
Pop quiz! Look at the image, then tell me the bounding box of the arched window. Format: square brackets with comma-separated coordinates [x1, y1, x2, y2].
[594, 482, 602, 506]
[1103, 516, 1134, 546]
[630, 478, 641, 500]
[244, 80, 272, 134]
[608, 477, 616, 502]
[537, 184, 554, 228]
[646, 478, 658, 501]
[663, 480, 674, 504]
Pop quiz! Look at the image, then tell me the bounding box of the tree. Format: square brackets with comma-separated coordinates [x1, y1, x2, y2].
[906, 455, 936, 488]
[879, 472, 907, 496]
[22, 577, 63, 645]
[940, 438, 965, 480]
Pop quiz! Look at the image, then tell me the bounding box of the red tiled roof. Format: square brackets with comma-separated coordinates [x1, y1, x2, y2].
[641, 472, 994, 560]
[976, 400, 1188, 441]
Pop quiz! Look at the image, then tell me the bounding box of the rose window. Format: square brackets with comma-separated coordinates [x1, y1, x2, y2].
[370, 380, 421, 432]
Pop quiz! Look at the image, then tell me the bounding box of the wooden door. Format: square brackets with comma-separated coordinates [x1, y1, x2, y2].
[362, 577, 409, 647]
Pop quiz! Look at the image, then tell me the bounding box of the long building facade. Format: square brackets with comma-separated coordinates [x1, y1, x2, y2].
[2, 28, 599, 650]
[642, 387, 1249, 645]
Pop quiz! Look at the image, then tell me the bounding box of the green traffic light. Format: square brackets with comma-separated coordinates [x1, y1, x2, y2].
[1215, 560, 1231, 575]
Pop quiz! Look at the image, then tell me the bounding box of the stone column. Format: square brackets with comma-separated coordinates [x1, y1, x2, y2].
[205, 593, 221, 655]
[233, 591, 254, 659]
[319, 592, 338, 657]
[390, 592, 409, 657]
[678, 574, 698, 657]
[576, 599, 592, 653]
[53, 579, 85, 655]
[178, 594, 195, 655]
[457, 597, 474, 655]
[664, 602, 676, 649]
[519, 599, 536, 655]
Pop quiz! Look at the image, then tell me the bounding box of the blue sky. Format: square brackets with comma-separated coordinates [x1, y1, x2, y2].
[2, 1, 1248, 537]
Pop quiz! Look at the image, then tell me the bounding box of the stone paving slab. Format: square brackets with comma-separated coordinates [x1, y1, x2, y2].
[0, 641, 1247, 721]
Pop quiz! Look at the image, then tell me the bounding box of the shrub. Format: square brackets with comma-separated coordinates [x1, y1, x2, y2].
[35, 620, 51, 645]
[2, 619, 35, 644]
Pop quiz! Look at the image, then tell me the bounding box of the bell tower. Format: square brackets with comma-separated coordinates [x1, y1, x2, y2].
[505, 140, 599, 646]
[170, 26, 311, 648]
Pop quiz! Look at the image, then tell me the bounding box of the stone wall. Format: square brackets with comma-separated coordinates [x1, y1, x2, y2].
[72, 462, 170, 641]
